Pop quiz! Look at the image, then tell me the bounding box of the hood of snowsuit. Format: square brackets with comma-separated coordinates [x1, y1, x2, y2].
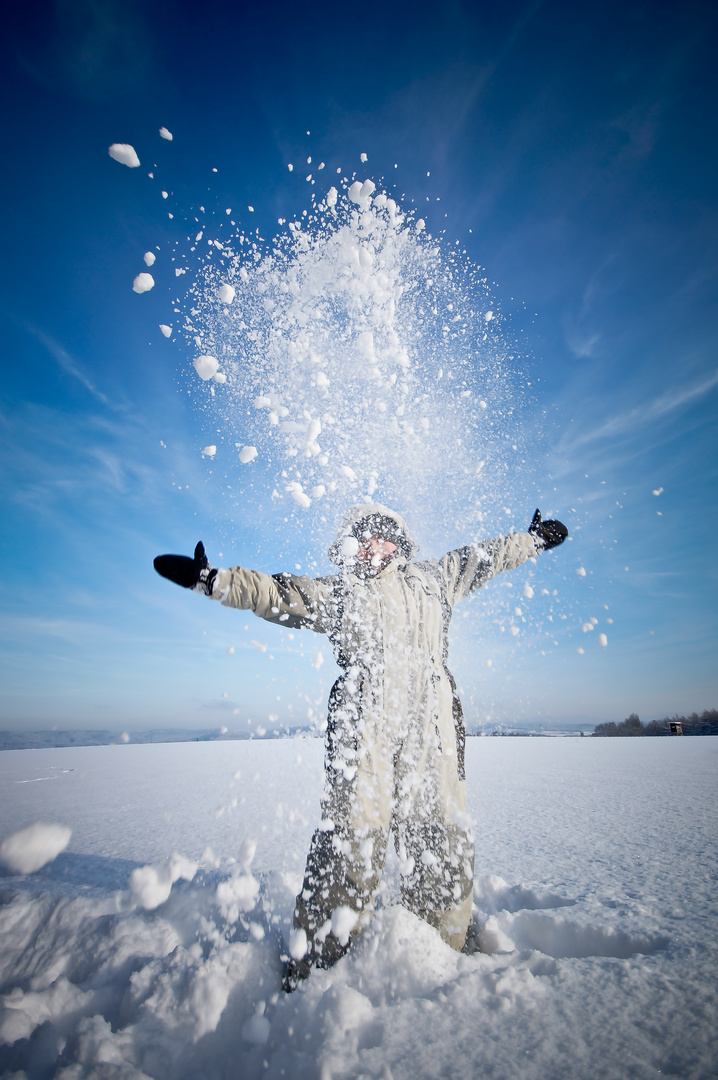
[327, 502, 419, 568]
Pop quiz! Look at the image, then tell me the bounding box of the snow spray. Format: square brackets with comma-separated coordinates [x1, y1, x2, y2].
[176, 176, 534, 560]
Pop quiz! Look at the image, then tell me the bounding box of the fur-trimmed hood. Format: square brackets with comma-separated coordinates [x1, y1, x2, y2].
[328, 503, 419, 568]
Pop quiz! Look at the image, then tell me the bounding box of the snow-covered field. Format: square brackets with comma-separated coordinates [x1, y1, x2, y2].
[1, 736, 716, 1080]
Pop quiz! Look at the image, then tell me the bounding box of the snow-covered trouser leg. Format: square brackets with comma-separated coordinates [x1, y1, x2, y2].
[291, 825, 389, 976]
[395, 820, 474, 950]
[393, 670, 474, 951]
[290, 672, 393, 976]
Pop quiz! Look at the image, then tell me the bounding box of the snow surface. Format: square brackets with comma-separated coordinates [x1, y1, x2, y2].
[1, 737, 716, 1079]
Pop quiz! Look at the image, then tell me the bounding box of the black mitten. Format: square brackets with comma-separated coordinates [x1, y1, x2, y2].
[529, 509, 568, 551]
[154, 541, 217, 594]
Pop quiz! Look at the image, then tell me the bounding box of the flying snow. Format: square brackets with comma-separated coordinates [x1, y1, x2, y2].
[176, 177, 528, 543]
[130, 851, 197, 910]
[159, 126, 174, 141]
[0, 821, 71, 874]
[144, 251, 156, 266]
[132, 272, 155, 293]
[193, 354, 219, 380]
[217, 284, 236, 304]
[108, 143, 140, 168]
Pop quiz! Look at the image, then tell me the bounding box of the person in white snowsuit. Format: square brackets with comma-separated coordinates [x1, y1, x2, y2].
[154, 504, 567, 988]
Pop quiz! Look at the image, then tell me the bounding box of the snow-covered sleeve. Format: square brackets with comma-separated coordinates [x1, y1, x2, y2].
[209, 567, 332, 633]
[439, 532, 539, 607]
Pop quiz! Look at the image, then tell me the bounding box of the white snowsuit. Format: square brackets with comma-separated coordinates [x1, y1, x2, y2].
[210, 504, 540, 970]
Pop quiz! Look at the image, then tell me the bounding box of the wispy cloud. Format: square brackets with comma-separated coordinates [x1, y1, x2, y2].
[19, 320, 118, 410]
[558, 368, 718, 453]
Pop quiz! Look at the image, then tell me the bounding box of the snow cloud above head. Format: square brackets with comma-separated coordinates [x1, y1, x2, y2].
[177, 178, 530, 546]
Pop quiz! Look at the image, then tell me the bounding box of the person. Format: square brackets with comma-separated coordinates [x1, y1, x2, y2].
[154, 504, 567, 989]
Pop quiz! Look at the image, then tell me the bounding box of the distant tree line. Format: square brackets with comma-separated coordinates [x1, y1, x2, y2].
[593, 709, 718, 737]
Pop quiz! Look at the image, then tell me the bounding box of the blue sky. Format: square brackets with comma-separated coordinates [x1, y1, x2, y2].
[1, 0, 716, 733]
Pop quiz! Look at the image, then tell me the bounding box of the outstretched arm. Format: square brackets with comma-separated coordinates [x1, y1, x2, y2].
[439, 509, 568, 607]
[153, 542, 330, 632]
[212, 566, 328, 631]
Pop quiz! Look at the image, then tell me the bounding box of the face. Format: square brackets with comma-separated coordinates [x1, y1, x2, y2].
[355, 534, 398, 574]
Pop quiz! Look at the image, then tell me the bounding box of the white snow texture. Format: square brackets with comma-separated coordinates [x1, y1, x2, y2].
[178, 178, 528, 544]
[132, 272, 155, 293]
[108, 143, 140, 167]
[0, 737, 715, 1080]
[0, 821, 71, 874]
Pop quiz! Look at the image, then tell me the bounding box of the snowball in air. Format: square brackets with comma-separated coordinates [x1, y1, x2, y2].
[201, 446, 217, 457]
[326, 186, 338, 208]
[159, 324, 172, 337]
[339, 536, 359, 561]
[193, 355, 219, 380]
[213, 371, 227, 384]
[286, 481, 310, 508]
[159, 127, 173, 141]
[576, 566, 587, 577]
[348, 179, 376, 210]
[360, 152, 368, 163]
[132, 272, 155, 293]
[331, 905, 358, 946]
[108, 143, 140, 167]
[217, 284, 235, 304]
[289, 927, 308, 959]
[143, 251, 156, 266]
[238, 838, 257, 868]
[0, 822, 72, 874]
[238, 445, 257, 464]
[598, 633, 608, 647]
